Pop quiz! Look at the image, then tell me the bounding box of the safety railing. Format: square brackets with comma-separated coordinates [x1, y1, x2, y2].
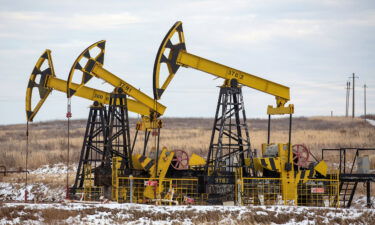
[239, 176, 339, 207]
[166, 178, 207, 205]
[114, 176, 207, 205]
[74, 187, 103, 201]
[111, 156, 340, 207]
[82, 164, 103, 201]
[112, 157, 121, 201]
[241, 177, 283, 205]
[297, 178, 339, 207]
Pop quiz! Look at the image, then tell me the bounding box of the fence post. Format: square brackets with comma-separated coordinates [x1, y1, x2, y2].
[169, 180, 173, 205]
[129, 175, 133, 203]
[237, 178, 242, 206]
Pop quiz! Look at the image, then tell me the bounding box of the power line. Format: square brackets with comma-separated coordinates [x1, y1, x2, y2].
[345, 81, 350, 117]
[349, 73, 359, 118]
[364, 84, 367, 120]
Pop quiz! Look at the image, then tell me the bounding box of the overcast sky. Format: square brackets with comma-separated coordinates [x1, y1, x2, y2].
[0, 0, 374, 125]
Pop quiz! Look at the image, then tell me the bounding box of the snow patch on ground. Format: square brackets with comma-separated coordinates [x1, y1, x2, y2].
[0, 164, 76, 202]
[0, 182, 34, 201]
[0, 203, 374, 225]
[1, 163, 375, 224]
[352, 195, 375, 208]
[366, 119, 375, 126]
[30, 163, 77, 175]
[0, 163, 73, 202]
[0, 182, 64, 202]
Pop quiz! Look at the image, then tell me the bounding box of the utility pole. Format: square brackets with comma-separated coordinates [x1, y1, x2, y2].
[364, 84, 367, 120]
[349, 73, 359, 118]
[345, 81, 350, 117]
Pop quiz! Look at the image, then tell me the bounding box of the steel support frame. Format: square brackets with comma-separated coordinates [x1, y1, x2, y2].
[206, 86, 251, 174]
[73, 104, 108, 191]
[106, 92, 132, 170]
[72, 91, 133, 196]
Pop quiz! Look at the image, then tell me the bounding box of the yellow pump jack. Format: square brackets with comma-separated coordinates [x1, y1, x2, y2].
[151, 21, 333, 206]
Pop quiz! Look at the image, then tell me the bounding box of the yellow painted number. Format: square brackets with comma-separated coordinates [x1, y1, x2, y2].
[227, 69, 244, 80]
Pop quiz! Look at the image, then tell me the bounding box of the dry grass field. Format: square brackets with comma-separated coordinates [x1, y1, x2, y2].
[0, 116, 374, 170]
